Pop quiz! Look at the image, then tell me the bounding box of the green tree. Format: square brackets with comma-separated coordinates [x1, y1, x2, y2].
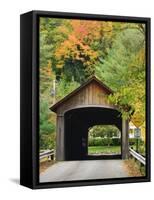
[56, 78, 80, 100]
[96, 27, 145, 119]
[40, 101, 56, 150]
[89, 125, 120, 138]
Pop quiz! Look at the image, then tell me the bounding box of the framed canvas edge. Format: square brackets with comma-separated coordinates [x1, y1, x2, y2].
[20, 10, 151, 189]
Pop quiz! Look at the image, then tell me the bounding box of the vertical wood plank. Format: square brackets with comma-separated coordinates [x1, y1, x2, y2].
[56, 115, 65, 161]
[122, 119, 129, 159]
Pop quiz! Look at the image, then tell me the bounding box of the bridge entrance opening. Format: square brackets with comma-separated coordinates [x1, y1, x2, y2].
[88, 125, 121, 157]
[64, 107, 122, 161]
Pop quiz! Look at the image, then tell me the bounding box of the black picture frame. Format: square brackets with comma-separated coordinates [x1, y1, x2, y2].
[20, 10, 151, 189]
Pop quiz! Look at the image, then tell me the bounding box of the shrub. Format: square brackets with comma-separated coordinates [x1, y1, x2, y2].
[112, 138, 121, 146]
[88, 137, 144, 147]
[129, 138, 143, 146]
[129, 138, 136, 145]
[88, 137, 121, 146]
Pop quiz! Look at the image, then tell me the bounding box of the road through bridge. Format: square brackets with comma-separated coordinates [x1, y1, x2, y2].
[40, 160, 130, 182]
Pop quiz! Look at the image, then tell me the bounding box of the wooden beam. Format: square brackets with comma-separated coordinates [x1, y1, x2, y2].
[122, 119, 129, 159]
[56, 115, 65, 161]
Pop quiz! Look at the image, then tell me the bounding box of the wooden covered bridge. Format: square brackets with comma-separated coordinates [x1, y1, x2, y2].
[50, 76, 129, 161]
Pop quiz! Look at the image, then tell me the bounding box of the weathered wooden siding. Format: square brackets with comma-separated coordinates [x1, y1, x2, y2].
[57, 81, 114, 115]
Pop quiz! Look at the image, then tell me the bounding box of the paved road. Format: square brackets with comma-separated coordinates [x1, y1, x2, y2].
[40, 160, 130, 182]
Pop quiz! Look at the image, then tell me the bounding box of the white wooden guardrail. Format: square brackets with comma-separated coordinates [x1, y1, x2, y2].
[129, 148, 145, 166]
[40, 149, 55, 161]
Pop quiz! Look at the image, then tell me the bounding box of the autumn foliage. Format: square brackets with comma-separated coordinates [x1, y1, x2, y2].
[39, 17, 146, 150]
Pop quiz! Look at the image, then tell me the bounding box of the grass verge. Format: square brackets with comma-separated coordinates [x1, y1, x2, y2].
[40, 160, 55, 174]
[124, 158, 145, 177]
[88, 146, 121, 154]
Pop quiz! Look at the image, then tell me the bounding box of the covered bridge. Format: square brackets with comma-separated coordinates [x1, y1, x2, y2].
[50, 76, 129, 161]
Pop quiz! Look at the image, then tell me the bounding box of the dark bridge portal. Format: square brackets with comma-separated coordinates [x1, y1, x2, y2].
[64, 107, 122, 161]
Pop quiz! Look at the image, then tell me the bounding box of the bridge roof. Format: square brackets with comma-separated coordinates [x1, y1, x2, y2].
[50, 76, 113, 112]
